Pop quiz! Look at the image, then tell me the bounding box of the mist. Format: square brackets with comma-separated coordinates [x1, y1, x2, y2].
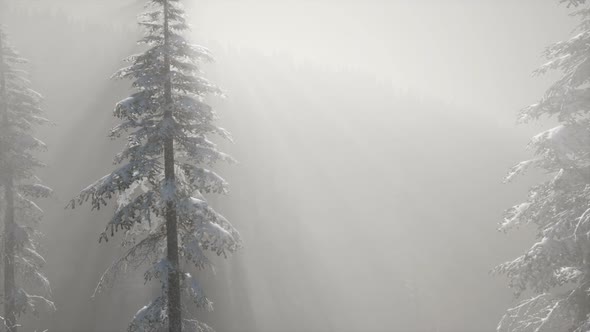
[0, 1, 580, 332]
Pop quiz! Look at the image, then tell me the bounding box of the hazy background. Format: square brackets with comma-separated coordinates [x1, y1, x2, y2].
[0, 0, 575, 331]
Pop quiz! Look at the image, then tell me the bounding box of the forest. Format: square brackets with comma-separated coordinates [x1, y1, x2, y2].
[0, 0, 589, 331]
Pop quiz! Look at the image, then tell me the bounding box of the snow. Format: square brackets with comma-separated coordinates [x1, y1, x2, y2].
[498, 3, 590, 331]
[66, 1, 241, 331]
[128, 297, 167, 332]
[530, 124, 590, 164]
[183, 273, 213, 311]
[500, 202, 531, 231]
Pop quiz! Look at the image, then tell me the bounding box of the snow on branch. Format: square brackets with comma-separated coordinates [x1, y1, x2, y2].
[18, 184, 53, 198]
[179, 164, 229, 194]
[94, 226, 166, 295]
[128, 296, 167, 332]
[11, 288, 55, 317]
[182, 273, 213, 311]
[108, 191, 158, 235]
[67, 160, 161, 211]
[561, 0, 587, 8]
[180, 232, 213, 271]
[498, 292, 575, 332]
[529, 124, 590, 167]
[493, 235, 582, 296]
[182, 319, 215, 332]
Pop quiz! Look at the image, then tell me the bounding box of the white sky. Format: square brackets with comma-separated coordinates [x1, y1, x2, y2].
[10, 0, 576, 118]
[186, 0, 574, 116]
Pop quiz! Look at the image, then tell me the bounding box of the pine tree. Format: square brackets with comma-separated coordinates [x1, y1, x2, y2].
[496, 1, 590, 331]
[67, 1, 241, 331]
[0, 26, 55, 332]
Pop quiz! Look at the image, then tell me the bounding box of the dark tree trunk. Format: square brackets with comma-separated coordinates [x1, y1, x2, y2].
[162, 2, 182, 331]
[0, 30, 17, 332]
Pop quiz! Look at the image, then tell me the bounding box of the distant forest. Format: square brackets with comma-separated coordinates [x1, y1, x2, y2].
[2, 5, 535, 332]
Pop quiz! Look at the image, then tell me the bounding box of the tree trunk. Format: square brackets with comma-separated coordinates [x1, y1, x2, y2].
[3, 173, 16, 332]
[162, 2, 182, 331]
[0, 30, 17, 332]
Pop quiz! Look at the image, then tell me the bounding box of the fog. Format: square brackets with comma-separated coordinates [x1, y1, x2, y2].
[0, 1, 575, 331]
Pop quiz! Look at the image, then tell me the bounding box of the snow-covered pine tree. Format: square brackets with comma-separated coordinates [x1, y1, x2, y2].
[67, 1, 241, 331]
[495, 1, 590, 331]
[0, 26, 55, 332]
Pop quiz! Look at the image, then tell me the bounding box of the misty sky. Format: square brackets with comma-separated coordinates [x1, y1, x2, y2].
[12, 0, 573, 119]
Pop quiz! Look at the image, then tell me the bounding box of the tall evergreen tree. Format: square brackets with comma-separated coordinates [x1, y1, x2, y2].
[496, 0, 590, 331]
[0, 26, 55, 332]
[67, 1, 241, 331]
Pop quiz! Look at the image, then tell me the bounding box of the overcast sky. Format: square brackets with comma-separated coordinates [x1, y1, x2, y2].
[9, 0, 575, 121]
[192, 1, 573, 111]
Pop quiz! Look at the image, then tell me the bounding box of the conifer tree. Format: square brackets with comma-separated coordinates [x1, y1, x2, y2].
[68, 1, 241, 331]
[496, 1, 590, 331]
[0, 26, 55, 332]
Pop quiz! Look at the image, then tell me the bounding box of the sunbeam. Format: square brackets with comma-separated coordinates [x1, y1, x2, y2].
[0, 1, 585, 332]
